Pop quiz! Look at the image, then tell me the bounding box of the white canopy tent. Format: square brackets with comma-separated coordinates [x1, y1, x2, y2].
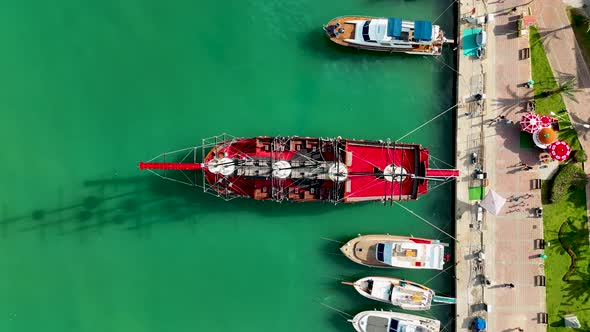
[479, 189, 506, 215]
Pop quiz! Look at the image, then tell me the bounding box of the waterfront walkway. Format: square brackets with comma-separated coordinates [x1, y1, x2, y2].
[455, 0, 548, 331]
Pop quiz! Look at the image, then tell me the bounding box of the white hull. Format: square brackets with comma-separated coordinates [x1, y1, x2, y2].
[351, 310, 440, 332]
[352, 276, 434, 310]
[340, 235, 447, 270]
[324, 16, 446, 56]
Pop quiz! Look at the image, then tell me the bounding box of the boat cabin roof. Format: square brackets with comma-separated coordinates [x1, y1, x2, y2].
[389, 319, 427, 332]
[376, 242, 443, 269]
[365, 316, 427, 332]
[365, 18, 433, 43]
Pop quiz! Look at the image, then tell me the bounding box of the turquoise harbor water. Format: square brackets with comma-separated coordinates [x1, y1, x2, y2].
[0, 1, 456, 331]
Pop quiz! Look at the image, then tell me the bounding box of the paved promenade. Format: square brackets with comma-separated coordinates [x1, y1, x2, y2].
[455, 1, 549, 331]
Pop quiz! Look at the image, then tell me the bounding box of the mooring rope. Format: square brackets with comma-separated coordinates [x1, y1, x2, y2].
[396, 103, 459, 142]
[320, 237, 344, 244]
[433, 0, 457, 24]
[428, 154, 455, 170]
[318, 301, 353, 318]
[439, 316, 456, 332]
[393, 201, 457, 241]
[422, 262, 459, 285]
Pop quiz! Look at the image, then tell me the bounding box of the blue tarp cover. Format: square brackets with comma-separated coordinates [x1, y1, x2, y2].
[463, 28, 482, 56]
[414, 20, 433, 40]
[387, 18, 402, 38]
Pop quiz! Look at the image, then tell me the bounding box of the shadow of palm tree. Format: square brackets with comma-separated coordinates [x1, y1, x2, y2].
[544, 227, 565, 256]
[534, 78, 580, 103]
[567, 111, 590, 140]
[491, 84, 532, 114]
[553, 70, 577, 84]
[562, 271, 590, 304]
[560, 219, 590, 251]
[490, 0, 539, 15]
[530, 24, 574, 51]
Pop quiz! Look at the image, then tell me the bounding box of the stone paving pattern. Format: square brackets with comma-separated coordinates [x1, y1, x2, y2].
[454, 0, 563, 331]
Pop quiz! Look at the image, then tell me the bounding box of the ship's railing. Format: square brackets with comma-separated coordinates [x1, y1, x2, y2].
[201, 133, 242, 201]
[140, 133, 243, 201]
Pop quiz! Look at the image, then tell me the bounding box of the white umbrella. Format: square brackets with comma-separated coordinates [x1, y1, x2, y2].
[479, 190, 506, 215]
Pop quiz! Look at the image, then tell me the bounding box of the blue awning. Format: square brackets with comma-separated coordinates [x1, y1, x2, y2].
[414, 20, 433, 40]
[376, 242, 393, 265]
[387, 18, 402, 38]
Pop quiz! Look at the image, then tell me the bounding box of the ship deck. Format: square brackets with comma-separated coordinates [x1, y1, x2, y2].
[342, 141, 425, 202]
[341, 235, 411, 267]
[201, 137, 428, 203]
[325, 16, 368, 46]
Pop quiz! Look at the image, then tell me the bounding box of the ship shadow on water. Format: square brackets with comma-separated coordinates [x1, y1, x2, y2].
[1, 174, 357, 237]
[299, 29, 429, 62]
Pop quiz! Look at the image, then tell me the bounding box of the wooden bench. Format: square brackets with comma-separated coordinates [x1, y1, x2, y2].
[538, 312, 548, 324]
[520, 47, 530, 60]
[534, 275, 546, 287]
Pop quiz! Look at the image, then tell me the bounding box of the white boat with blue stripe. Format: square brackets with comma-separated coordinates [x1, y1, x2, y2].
[323, 16, 447, 55]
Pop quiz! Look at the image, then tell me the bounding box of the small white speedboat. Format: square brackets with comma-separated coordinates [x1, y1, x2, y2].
[350, 310, 440, 332]
[340, 234, 447, 270]
[343, 276, 435, 310]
